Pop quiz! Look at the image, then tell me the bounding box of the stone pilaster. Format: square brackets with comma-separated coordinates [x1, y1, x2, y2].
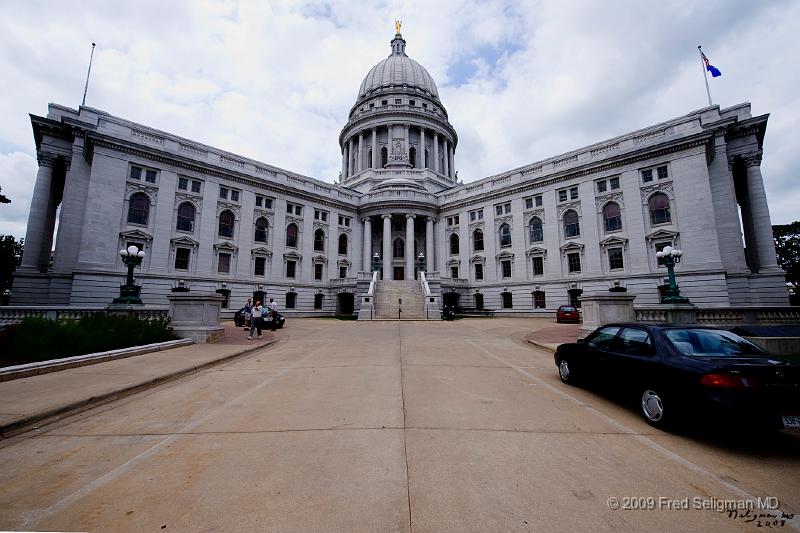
[362, 217, 372, 271]
[448, 143, 455, 179]
[443, 139, 449, 177]
[405, 214, 415, 279]
[371, 128, 377, 169]
[21, 151, 56, 271]
[382, 214, 392, 280]
[347, 138, 354, 177]
[743, 150, 780, 271]
[433, 133, 439, 173]
[341, 144, 347, 178]
[426, 217, 435, 273]
[358, 131, 364, 172]
[420, 127, 426, 168]
[404, 124, 410, 159]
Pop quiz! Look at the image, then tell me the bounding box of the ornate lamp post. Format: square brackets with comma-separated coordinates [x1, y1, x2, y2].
[656, 246, 689, 304]
[371, 252, 381, 273]
[417, 252, 426, 273]
[113, 245, 145, 304]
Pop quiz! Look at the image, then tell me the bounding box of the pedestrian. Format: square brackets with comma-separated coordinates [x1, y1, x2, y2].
[248, 300, 263, 339]
[243, 298, 252, 330]
[268, 298, 278, 331]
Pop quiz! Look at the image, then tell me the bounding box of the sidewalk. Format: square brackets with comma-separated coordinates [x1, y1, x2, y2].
[524, 323, 580, 352]
[0, 323, 275, 438]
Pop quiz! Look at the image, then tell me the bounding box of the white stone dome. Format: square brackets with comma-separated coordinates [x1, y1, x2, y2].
[357, 33, 439, 101]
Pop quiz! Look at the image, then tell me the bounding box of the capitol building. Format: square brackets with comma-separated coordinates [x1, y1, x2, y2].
[13, 29, 788, 316]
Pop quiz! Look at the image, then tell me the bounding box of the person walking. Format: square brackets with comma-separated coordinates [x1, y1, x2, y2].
[243, 298, 252, 331]
[268, 298, 278, 331]
[248, 300, 263, 339]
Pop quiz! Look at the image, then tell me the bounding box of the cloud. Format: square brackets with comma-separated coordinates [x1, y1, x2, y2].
[0, 151, 38, 239]
[0, 0, 798, 242]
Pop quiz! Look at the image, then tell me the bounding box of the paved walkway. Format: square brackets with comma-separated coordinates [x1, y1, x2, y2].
[0, 318, 797, 532]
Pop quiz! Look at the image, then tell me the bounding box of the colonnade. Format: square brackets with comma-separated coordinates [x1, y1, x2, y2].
[342, 124, 454, 179]
[361, 214, 436, 280]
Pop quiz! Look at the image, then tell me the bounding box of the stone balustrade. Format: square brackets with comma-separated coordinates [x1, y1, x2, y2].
[0, 306, 169, 326]
[634, 306, 800, 327]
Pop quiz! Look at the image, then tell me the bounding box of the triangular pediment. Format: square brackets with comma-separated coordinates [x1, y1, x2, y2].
[213, 241, 238, 251]
[496, 250, 514, 260]
[250, 246, 272, 256]
[599, 236, 628, 247]
[560, 241, 585, 252]
[284, 251, 302, 260]
[171, 235, 199, 247]
[120, 229, 152, 240]
[526, 246, 548, 256]
[645, 229, 679, 241]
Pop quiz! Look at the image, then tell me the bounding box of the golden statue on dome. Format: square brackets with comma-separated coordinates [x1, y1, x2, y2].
[394, 20, 402, 34]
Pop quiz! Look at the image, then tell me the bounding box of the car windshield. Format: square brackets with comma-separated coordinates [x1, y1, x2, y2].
[561, 306, 577, 312]
[664, 328, 768, 357]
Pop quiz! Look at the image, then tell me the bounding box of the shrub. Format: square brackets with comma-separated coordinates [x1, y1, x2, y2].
[5, 313, 176, 363]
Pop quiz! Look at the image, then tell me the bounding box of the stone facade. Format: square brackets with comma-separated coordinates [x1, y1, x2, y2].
[12, 31, 788, 314]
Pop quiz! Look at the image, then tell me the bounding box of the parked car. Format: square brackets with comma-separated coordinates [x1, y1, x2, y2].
[233, 307, 286, 329]
[554, 323, 800, 430]
[556, 305, 580, 323]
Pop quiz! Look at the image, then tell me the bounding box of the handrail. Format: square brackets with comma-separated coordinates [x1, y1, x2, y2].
[367, 271, 378, 297]
[420, 271, 432, 297]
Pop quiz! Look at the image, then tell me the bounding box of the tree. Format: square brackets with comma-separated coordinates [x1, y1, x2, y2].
[0, 235, 23, 293]
[773, 221, 800, 295]
[0, 186, 9, 204]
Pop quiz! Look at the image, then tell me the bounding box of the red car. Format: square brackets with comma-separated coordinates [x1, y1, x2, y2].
[556, 305, 580, 323]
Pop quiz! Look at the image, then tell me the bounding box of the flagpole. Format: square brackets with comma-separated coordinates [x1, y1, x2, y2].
[697, 45, 713, 107]
[82, 42, 96, 107]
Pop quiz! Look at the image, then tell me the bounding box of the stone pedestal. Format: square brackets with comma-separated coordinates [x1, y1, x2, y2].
[579, 293, 636, 338]
[167, 292, 225, 343]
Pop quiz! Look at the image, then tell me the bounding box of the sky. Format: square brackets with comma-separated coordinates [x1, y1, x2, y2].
[1, 0, 798, 241]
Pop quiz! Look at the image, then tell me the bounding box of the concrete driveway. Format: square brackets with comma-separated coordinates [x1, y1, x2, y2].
[0, 318, 797, 532]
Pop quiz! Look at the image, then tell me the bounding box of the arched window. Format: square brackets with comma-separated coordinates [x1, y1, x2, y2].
[393, 238, 404, 258]
[254, 217, 268, 243]
[286, 223, 298, 248]
[175, 202, 195, 232]
[563, 210, 580, 238]
[218, 210, 235, 238]
[449, 233, 459, 255]
[127, 193, 150, 225]
[603, 202, 622, 232]
[499, 223, 512, 247]
[313, 228, 325, 252]
[338, 234, 348, 255]
[529, 217, 543, 243]
[381, 146, 388, 168]
[410, 146, 417, 168]
[473, 229, 484, 252]
[367, 149, 373, 169]
[649, 193, 671, 225]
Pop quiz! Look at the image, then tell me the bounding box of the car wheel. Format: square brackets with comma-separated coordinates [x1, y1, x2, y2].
[640, 388, 671, 428]
[558, 358, 579, 386]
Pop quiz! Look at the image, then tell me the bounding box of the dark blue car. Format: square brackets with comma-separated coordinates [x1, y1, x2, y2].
[554, 324, 800, 430]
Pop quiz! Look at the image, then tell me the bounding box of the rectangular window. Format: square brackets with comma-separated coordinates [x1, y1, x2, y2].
[501, 260, 512, 278]
[218, 253, 231, 274]
[219, 187, 228, 200]
[474, 263, 484, 281]
[286, 260, 296, 278]
[338, 215, 351, 226]
[191, 180, 201, 193]
[339, 266, 347, 278]
[525, 197, 534, 209]
[642, 169, 653, 182]
[609, 177, 620, 190]
[532, 256, 544, 276]
[254, 256, 266, 276]
[314, 263, 323, 281]
[395, 98, 402, 104]
[264, 197, 273, 209]
[178, 177, 188, 190]
[570, 186, 578, 200]
[314, 210, 328, 222]
[409, 100, 416, 106]
[468, 208, 483, 221]
[533, 291, 546, 309]
[567, 252, 581, 273]
[174, 248, 190, 270]
[558, 189, 568, 203]
[451, 266, 459, 279]
[231, 190, 239, 202]
[495, 203, 510, 216]
[535, 195, 543, 207]
[286, 292, 296, 309]
[295, 205, 302, 216]
[287, 202, 303, 216]
[369, 103, 374, 109]
[145, 169, 157, 183]
[596, 180, 607, 193]
[657, 165, 669, 180]
[256, 196, 263, 207]
[382, 100, 388, 106]
[129, 166, 142, 180]
[502, 292, 513, 309]
[608, 248, 624, 270]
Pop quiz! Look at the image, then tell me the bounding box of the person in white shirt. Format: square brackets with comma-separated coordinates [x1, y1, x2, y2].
[268, 298, 278, 331]
[248, 301, 263, 339]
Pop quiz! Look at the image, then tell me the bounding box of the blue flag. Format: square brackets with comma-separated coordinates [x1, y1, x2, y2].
[701, 50, 722, 77]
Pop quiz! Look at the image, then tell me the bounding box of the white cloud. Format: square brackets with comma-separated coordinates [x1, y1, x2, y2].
[0, 0, 798, 241]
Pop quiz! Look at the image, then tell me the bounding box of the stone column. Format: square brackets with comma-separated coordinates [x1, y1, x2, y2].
[347, 138, 354, 177]
[443, 139, 449, 178]
[433, 133, 439, 173]
[405, 215, 415, 279]
[21, 152, 56, 271]
[357, 131, 364, 172]
[382, 214, 392, 280]
[448, 143, 455, 179]
[362, 217, 372, 271]
[404, 124, 410, 160]
[371, 127, 377, 169]
[744, 150, 780, 271]
[426, 217, 435, 273]
[341, 145, 347, 178]
[420, 128, 426, 168]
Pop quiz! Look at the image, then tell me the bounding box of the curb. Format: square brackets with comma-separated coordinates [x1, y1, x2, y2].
[0, 339, 194, 383]
[0, 339, 277, 439]
[526, 339, 557, 353]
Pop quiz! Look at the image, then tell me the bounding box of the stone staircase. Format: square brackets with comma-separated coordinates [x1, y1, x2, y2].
[374, 280, 425, 319]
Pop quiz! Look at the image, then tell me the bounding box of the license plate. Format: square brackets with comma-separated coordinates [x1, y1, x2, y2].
[782, 415, 800, 429]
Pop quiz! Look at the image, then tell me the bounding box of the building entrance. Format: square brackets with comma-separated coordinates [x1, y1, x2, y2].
[393, 267, 404, 280]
